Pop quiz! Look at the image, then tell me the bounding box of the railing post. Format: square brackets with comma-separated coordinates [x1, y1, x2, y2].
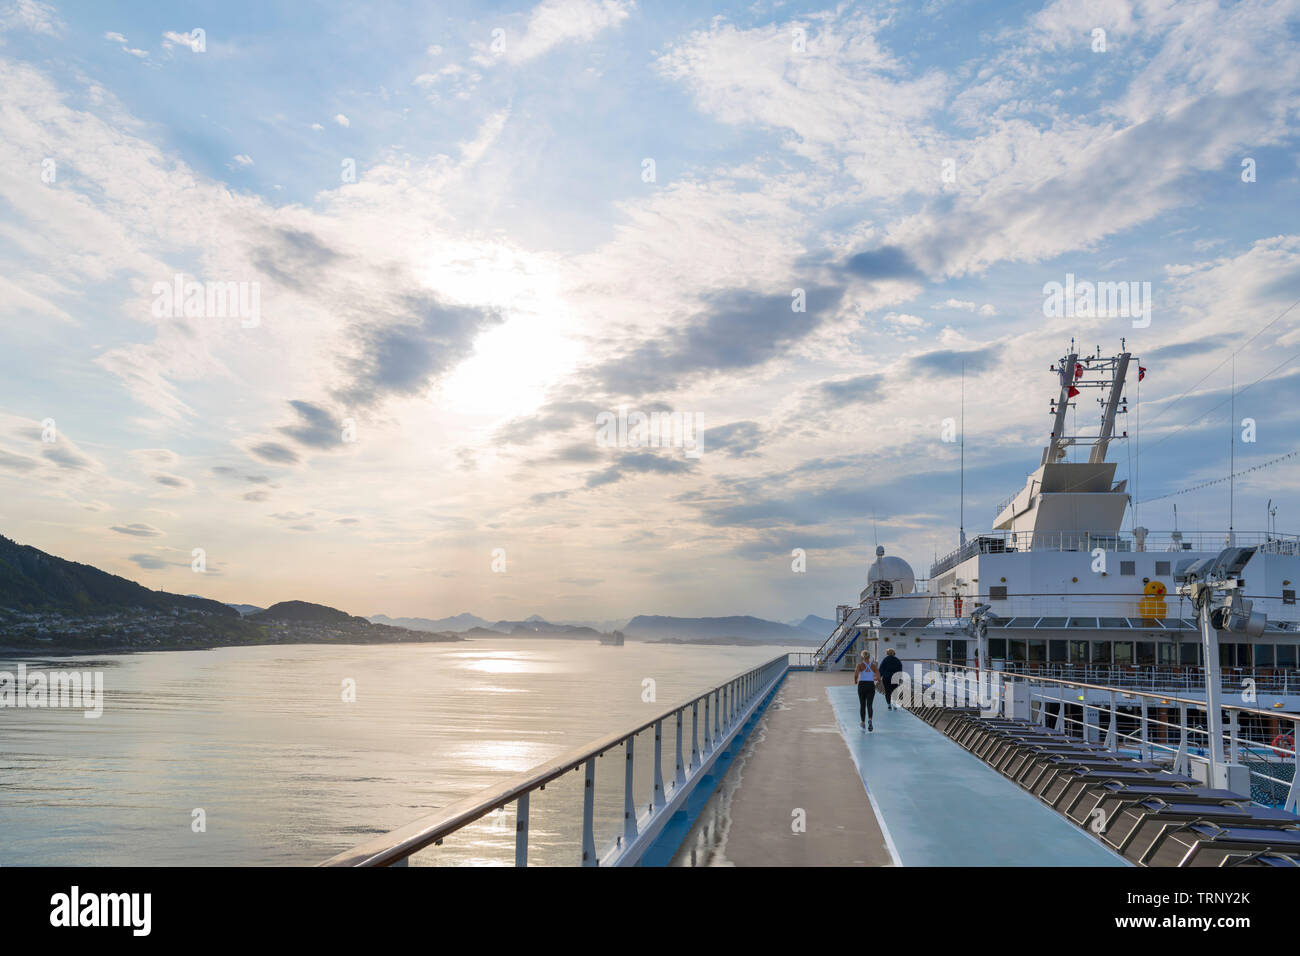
[1175, 703, 1189, 776]
[1139, 696, 1149, 762]
[674, 710, 685, 787]
[623, 737, 637, 845]
[690, 702, 700, 770]
[582, 757, 597, 866]
[703, 695, 712, 754]
[1105, 692, 1117, 751]
[1055, 689, 1066, 732]
[515, 792, 530, 867]
[714, 688, 721, 741]
[1285, 722, 1300, 813]
[653, 719, 665, 809]
[1228, 709, 1240, 765]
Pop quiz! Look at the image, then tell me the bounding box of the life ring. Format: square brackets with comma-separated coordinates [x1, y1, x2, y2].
[1271, 733, 1294, 758]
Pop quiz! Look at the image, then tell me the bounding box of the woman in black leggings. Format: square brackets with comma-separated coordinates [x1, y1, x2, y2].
[854, 651, 879, 732]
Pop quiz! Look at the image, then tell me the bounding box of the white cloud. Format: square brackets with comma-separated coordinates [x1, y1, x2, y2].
[104, 31, 126, 43]
[333, 113, 350, 127]
[231, 154, 254, 167]
[481, 0, 634, 65]
[0, 0, 60, 37]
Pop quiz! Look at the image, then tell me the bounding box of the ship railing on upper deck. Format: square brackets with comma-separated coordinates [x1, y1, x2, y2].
[985, 662, 1300, 695]
[919, 660, 1300, 813]
[321, 655, 789, 867]
[872, 590, 1300, 626]
[929, 530, 1300, 578]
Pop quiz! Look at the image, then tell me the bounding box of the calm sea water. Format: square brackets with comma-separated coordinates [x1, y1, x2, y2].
[0, 639, 797, 866]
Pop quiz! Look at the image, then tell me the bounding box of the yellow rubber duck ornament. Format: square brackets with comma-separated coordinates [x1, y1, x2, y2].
[1138, 579, 1167, 618]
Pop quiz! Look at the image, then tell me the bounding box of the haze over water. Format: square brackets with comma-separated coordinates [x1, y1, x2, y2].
[0, 639, 795, 866]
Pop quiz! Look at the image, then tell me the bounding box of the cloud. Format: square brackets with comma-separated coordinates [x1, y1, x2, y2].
[487, 0, 633, 65]
[334, 113, 350, 127]
[0, 0, 60, 36]
[277, 400, 344, 449]
[818, 373, 884, 410]
[587, 286, 845, 396]
[702, 421, 763, 458]
[906, 346, 997, 377]
[0, 448, 38, 472]
[332, 297, 502, 410]
[843, 246, 923, 281]
[151, 472, 192, 490]
[583, 451, 695, 488]
[111, 522, 164, 537]
[247, 442, 300, 465]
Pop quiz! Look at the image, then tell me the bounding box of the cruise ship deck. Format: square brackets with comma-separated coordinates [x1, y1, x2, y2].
[670, 670, 1124, 867]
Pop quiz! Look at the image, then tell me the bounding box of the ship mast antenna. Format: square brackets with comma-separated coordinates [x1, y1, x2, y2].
[1228, 355, 1235, 546]
[959, 360, 966, 547]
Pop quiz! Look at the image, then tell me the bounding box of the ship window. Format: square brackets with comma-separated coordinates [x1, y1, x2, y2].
[1069, 640, 1088, 663]
[1278, 645, 1297, 668]
[1180, 642, 1200, 666]
[1048, 639, 1067, 662]
[1114, 641, 1133, 665]
[1155, 561, 1171, 576]
[1037, 617, 1067, 628]
[1285, 590, 1296, 605]
[988, 638, 1007, 659]
[1255, 645, 1274, 667]
[1099, 617, 1129, 629]
[1008, 639, 1026, 662]
[1120, 561, 1136, 576]
[1158, 642, 1179, 665]
[989, 586, 1008, 601]
[1136, 641, 1155, 665]
[1091, 641, 1111, 664]
[1028, 639, 1046, 663]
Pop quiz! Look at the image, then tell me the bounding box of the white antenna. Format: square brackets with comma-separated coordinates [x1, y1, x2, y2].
[959, 360, 966, 547]
[1228, 355, 1235, 545]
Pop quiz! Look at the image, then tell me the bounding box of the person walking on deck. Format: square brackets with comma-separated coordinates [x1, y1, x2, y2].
[879, 648, 903, 711]
[854, 651, 879, 731]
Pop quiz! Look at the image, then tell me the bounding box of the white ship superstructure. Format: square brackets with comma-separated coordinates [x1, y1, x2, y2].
[816, 344, 1300, 745]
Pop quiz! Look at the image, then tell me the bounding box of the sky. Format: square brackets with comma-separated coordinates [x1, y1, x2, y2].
[1, 0, 1299, 624]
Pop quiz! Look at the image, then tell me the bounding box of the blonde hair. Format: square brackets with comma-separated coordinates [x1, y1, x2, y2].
[885, 648, 896, 656]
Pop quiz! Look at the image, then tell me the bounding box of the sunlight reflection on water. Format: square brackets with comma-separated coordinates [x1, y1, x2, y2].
[0, 638, 798, 866]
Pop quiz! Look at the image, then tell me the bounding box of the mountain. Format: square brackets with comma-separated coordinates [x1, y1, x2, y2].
[368, 612, 491, 632]
[0, 534, 237, 617]
[796, 614, 835, 635]
[251, 601, 367, 625]
[226, 603, 265, 617]
[623, 615, 820, 645]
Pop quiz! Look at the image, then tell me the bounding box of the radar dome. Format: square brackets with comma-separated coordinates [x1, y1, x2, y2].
[867, 550, 915, 597]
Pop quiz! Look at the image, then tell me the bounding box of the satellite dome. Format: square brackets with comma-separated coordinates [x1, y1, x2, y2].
[867, 550, 915, 597]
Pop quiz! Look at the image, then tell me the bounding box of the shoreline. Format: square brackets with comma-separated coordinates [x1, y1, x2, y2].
[0, 635, 466, 658]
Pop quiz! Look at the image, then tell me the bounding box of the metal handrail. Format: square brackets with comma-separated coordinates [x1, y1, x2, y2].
[321, 654, 789, 866]
[916, 659, 1300, 812]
